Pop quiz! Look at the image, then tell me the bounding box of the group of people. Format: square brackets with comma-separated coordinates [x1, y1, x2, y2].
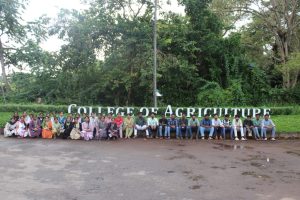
[3, 111, 277, 141]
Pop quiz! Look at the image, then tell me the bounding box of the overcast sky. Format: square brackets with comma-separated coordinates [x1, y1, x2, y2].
[22, 0, 185, 52]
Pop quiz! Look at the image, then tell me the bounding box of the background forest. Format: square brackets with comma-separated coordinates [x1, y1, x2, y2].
[1, 0, 300, 107]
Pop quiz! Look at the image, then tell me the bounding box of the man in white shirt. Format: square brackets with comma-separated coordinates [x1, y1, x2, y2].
[147, 113, 159, 138]
[212, 114, 224, 139]
[232, 115, 246, 141]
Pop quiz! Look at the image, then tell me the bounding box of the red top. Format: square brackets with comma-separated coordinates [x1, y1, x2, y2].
[114, 116, 123, 127]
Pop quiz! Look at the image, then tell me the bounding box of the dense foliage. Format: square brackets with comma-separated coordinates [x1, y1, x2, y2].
[1, 0, 299, 106]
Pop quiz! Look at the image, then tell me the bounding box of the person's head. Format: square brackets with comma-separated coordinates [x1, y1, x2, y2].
[74, 118, 78, 123]
[45, 116, 49, 122]
[255, 113, 260, 120]
[235, 115, 240, 120]
[20, 116, 24, 122]
[14, 112, 19, 117]
[98, 114, 102, 119]
[150, 112, 155, 118]
[247, 115, 251, 120]
[85, 116, 90, 123]
[162, 114, 166, 119]
[29, 114, 34, 119]
[101, 116, 105, 121]
[39, 112, 43, 117]
[117, 112, 121, 117]
[137, 112, 142, 117]
[10, 117, 16, 123]
[171, 114, 175, 119]
[204, 114, 210, 120]
[214, 114, 218, 120]
[224, 114, 230, 120]
[60, 112, 64, 117]
[23, 112, 27, 116]
[66, 116, 71, 122]
[127, 113, 132, 119]
[108, 113, 112, 118]
[264, 113, 270, 120]
[192, 114, 196, 120]
[182, 113, 186, 118]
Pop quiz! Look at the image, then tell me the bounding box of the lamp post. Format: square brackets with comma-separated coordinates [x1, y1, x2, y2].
[153, 0, 158, 108]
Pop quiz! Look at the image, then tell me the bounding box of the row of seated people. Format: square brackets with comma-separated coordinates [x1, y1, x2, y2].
[3, 111, 276, 141]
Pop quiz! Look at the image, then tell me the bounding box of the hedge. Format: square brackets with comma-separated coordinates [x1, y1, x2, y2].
[0, 103, 300, 116]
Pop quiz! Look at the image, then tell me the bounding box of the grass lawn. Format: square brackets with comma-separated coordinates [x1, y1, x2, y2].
[0, 112, 299, 133]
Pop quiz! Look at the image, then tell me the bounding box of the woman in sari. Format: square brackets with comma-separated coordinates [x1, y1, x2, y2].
[52, 117, 62, 139]
[4, 118, 17, 137]
[97, 115, 107, 139]
[114, 112, 123, 138]
[62, 116, 73, 139]
[70, 118, 81, 140]
[42, 116, 53, 139]
[124, 113, 134, 139]
[81, 116, 94, 141]
[16, 116, 29, 138]
[29, 115, 41, 138]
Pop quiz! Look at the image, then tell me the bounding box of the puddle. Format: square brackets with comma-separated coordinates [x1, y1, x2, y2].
[241, 171, 271, 179]
[214, 143, 254, 151]
[286, 151, 300, 157]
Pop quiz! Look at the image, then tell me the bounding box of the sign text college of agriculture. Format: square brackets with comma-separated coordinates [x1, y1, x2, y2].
[68, 104, 271, 118]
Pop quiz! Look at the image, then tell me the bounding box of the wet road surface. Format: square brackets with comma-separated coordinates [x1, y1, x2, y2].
[0, 136, 299, 200]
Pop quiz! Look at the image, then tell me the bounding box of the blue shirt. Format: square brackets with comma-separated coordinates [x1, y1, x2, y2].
[168, 118, 178, 126]
[200, 119, 212, 127]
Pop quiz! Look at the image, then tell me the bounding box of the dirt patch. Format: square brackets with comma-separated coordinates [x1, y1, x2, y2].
[189, 185, 201, 190]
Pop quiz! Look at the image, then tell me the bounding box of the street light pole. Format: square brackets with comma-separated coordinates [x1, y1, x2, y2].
[153, 0, 158, 108]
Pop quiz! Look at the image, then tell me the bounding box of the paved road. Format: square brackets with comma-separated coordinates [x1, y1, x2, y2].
[0, 136, 299, 200]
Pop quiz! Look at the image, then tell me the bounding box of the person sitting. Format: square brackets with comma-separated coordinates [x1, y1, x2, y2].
[81, 116, 94, 141]
[167, 114, 178, 139]
[261, 114, 276, 141]
[70, 118, 81, 140]
[16, 116, 29, 138]
[243, 115, 254, 139]
[52, 117, 62, 139]
[62, 116, 73, 139]
[178, 113, 188, 140]
[29, 115, 41, 138]
[200, 114, 214, 140]
[159, 115, 168, 139]
[232, 115, 246, 141]
[147, 112, 159, 138]
[4, 118, 17, 137]
[188, 115, 199, 140]
[212, 114, 224, 140]
[124, 113, 134, 139]
[42, 116, 53, 139]
[252, 113, 262, 140]
[107, 121, 119, 140]
[13, 112, 19, 121]
[134, 112, 148, 138]
[221, 114, 233, 140]
[58, 112, 66, 129]
[114, 112, 124, 138]
[97, 116, 107, 140]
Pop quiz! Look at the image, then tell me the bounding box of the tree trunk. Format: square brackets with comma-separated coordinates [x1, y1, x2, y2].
[0, 38, 10, 90]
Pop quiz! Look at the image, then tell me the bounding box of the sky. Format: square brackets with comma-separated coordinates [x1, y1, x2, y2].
[22, 0, 185, 52]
